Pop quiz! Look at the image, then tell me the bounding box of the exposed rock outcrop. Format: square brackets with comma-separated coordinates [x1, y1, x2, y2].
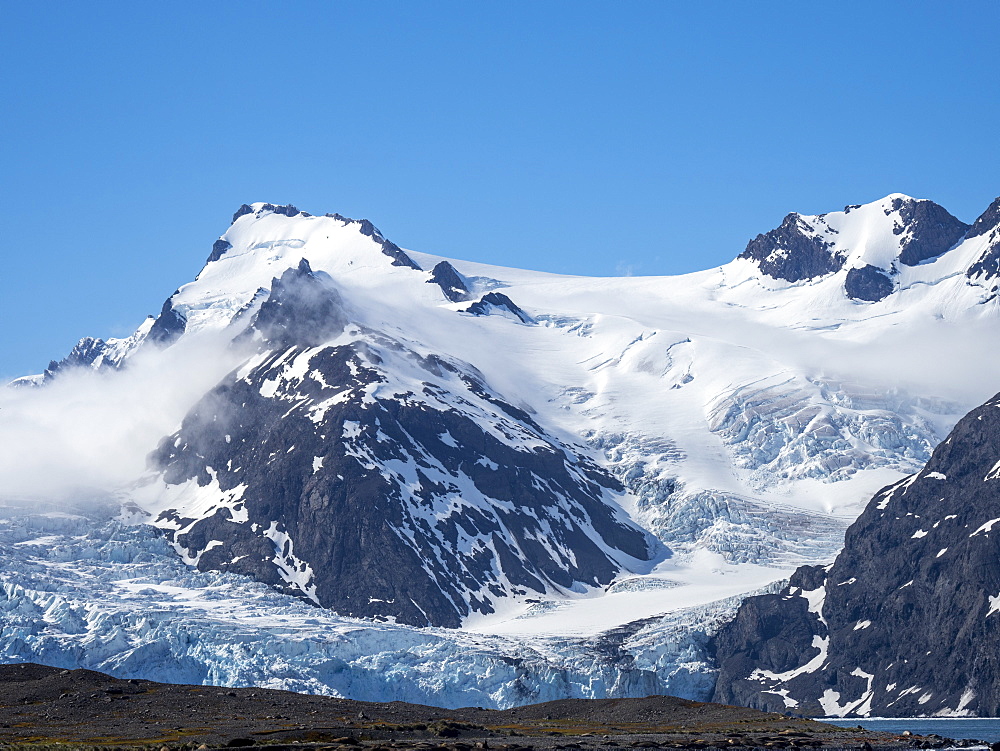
[713, 391, 1000, 717]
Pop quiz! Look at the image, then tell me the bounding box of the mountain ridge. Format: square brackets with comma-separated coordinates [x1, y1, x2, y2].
[32, 192, 1000, 387]
[4, 192, 1000, 701]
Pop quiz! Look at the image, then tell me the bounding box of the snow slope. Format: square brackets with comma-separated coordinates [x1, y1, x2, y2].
[3, 194, 1000, 700]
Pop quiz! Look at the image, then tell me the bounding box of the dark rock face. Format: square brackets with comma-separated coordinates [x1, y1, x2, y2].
[890, 197, 969, 266]
[234, 259, 347, 350]
[260, 203, 301, 218]
[149, 338, 654, 627]
[711, 565, 829, 710]
[712, 391, 1000, 716]
[146, 295, 187, 348]
[968, 244, 1000, 281]
[207, 239, 232, 264]
[45, 337, 112, 377]
[465, 293, 532, 323]
[147, 273, 653, 627]
[966, 198, 1000, 281]
[966, 197, 1000, 240]
[428, 261, 472, 302]
[232, 204, 256, 224]
[379, 238, 421, 270]
[232, 203, 303, 224]
[844, 265, 894, 302]
[739, 214, 844, 282]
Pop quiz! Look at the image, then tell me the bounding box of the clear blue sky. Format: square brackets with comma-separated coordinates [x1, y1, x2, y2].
[2, 1, 999, 378]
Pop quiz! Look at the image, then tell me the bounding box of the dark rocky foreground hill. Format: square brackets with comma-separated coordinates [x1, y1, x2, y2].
[0, 663, 944, 750]
[712, 390, 1000, 717]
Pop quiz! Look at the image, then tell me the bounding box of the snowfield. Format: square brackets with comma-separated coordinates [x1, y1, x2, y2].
[3, 194, 1000, 705]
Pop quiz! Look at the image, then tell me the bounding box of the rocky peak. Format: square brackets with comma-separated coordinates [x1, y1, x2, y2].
[844, 265, 894, 302]
[965, 196, 1000, 241]
[44, 337, 110, 378]
[738, 213, 843, 283]
[145, 294, 187, 349]
[886, 196, 969, 266]
[146, 326, 655, 627]
[232, 203, 305, 224]
[206, 238, 232, 265]
[428, 261, 472, 302]
[465, 292, 532, 323]
[966, 197, 1000, 281]
[237, 259, 348, 350]
[740, 195, 969, 292]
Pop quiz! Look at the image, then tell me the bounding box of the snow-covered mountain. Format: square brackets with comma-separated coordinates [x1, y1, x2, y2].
[139, 260, 656, 628]
[4, 193, 1000, 702]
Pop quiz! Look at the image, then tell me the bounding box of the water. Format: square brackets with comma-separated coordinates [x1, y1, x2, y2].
[825, 718, 1000, 743]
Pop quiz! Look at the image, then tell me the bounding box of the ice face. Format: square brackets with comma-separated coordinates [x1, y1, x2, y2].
[0, 506, 780, 708]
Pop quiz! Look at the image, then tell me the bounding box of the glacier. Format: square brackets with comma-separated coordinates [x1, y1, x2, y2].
[0, 502, 778, 708]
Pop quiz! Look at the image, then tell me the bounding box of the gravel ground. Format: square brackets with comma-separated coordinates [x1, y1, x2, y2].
[0, 664, 974, 751]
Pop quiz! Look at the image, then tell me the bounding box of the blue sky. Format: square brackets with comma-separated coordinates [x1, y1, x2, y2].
[2, 1, 999, 378]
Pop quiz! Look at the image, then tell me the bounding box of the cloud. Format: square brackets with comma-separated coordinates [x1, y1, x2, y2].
[615, 261, 637, 277]
[0, 332, 246, 504]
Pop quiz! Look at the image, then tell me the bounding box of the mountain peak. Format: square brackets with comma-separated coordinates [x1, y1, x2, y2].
[738, 211, 841, 283]
[428, 260, 473, 302]
[223, 205, 423, 272]
[965, 197, 1000, 281]
[231, 203, 307, 225]
[738, 194, 969, 295]
[966, 196, 1000, 240]
[235, 258, 347, 350]
[882, 195, 969, 266]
